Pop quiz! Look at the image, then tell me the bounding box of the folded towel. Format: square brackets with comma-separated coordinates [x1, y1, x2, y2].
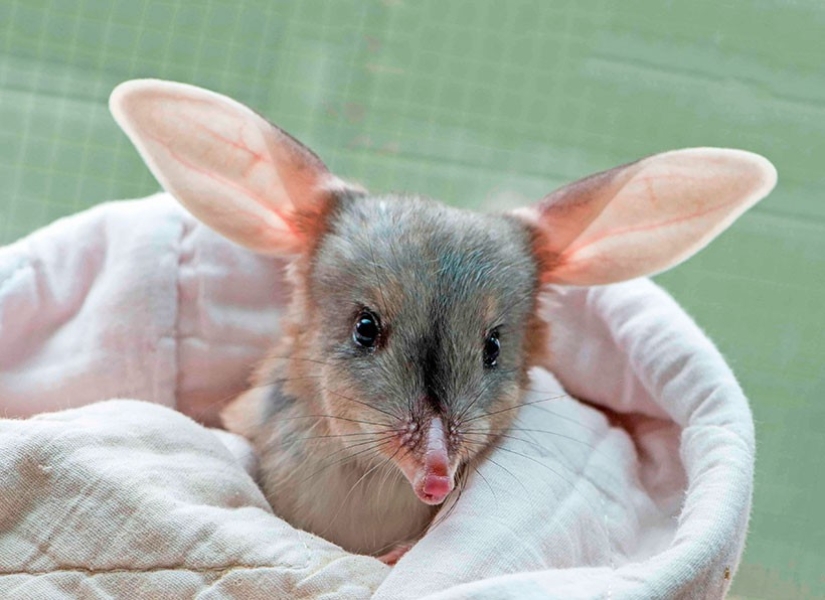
[0, 195, 754, 598]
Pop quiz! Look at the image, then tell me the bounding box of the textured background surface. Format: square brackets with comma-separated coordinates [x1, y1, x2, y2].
[1, 1, 822, 597]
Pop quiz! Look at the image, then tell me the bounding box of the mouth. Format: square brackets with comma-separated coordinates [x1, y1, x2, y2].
[414, 472, 454, 505]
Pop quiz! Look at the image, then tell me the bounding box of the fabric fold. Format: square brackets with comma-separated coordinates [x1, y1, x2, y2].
[0, 195, 754, 599]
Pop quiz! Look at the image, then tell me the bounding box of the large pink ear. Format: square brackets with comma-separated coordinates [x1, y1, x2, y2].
[513, 148, 777, 286]
[110, 79, 356, 255]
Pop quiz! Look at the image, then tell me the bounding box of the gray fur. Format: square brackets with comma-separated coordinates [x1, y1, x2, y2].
[312, 193, 539, 426]
[231, 192, 542, 557]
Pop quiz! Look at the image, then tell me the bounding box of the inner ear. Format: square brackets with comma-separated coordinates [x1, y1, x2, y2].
[514, 148, 777, 286]
[110, 79, 363, 255]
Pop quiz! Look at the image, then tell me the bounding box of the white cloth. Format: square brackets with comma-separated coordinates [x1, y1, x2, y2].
[0, 195, 754, 598]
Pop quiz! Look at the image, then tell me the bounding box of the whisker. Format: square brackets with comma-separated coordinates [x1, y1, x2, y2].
[463, 428, 601, 454]
[292, 428, 401, 443]
[462, 392, 567, 424]
[323, 386, 402, 421]
[454, 374, 497, 424]
[271, 413, 387, 428]
[291, 437, 396, 487]
[471, 442, 611, 542]
[460, 437, 534, 494]
[321, 443, 403, 538]
[471, 465, 498, 507]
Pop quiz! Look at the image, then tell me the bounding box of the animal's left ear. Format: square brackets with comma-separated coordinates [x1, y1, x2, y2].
[512, 148, 777, 286]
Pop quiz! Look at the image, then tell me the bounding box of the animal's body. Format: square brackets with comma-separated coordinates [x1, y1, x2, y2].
[111, 79, 776, 562]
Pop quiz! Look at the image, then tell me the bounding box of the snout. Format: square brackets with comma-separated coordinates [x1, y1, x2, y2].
[395, 415, 457, 505]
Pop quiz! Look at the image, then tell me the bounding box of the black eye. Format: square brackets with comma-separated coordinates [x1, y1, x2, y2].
[353, 310, 381, 348]
[483, 329, 500, 368]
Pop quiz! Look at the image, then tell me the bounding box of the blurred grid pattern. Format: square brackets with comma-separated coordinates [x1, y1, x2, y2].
[1, 1, 823, 597]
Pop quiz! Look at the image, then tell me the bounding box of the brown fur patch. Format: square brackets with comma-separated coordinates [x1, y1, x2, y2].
[290, 189, 362, 262]
[513, 219, 553, 373]
[523, 307, 550, 373]
[522, 220, 563, 285]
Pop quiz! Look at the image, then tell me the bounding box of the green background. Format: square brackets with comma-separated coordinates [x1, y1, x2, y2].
[1, 1, 822, 597]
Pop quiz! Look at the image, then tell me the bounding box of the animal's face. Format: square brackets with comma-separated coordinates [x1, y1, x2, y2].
[303, 194, 542, 503]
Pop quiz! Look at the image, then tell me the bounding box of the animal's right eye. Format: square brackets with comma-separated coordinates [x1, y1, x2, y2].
[483, 328, 500, 368]
[353, 310, 381, 348]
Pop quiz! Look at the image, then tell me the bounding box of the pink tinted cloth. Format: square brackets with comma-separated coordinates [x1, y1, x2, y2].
[0, 195, 754, 598]
[0, 194, 286, 425]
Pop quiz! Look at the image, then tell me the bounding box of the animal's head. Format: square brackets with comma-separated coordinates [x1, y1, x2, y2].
[111, 80, 775, 505]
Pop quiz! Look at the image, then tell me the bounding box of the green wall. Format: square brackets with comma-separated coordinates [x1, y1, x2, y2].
[1, 2, 822, 597]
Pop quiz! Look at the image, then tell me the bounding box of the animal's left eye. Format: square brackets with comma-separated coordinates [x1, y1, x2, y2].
[483, 329, 500, 368]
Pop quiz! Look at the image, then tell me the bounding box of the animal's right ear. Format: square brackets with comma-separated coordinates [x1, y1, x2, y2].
[110, 79, 358, 255]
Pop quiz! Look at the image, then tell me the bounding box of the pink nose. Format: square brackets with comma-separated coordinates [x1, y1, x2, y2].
[420, 474, 453, 504]
[424, 475, 451, 496]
